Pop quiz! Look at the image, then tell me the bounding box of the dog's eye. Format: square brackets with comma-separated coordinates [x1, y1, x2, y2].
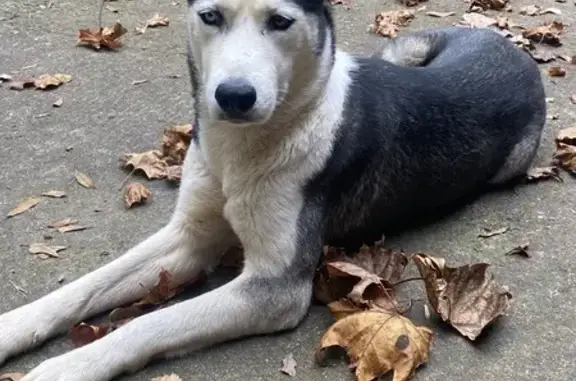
[199, 10, 224, 27]
[267, 15, 294, 31]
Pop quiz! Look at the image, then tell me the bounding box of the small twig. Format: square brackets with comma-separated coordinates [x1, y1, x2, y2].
[97, 0, 106, 29]
[118, 168, 136, 191]
[9, 280, 28, 295]
[393, 277, 423, 287]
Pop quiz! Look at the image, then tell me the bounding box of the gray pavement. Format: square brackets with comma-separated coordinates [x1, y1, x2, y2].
[1, 0, 575, 380]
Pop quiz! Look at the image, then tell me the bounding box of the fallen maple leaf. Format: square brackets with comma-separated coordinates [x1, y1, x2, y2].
[461, 13, 497, 28]
[0, 373, 25, 381]
[7, 197, 41, 218]
[368, 10, 415, 38]
[526, 166, 562, 182]
[41, 190, 67, 198]
[316, 311, 433, 381]
[77, 22, 127, 50]
[69, 322, 115, 347]
[74, 170, 95, 188]
[161, 124, 192, 166]
[522, 21, 563, 47]
[553, 127, 576, 175]
[328, 298, 365, 320]
[29, 243, 67, 259]
[151, 375, 183, 381]
[147, 13, 170, 27]
[280, 353, 297, 377]
[122, 150, 168, 180]
[413, 253, 512, 340]
[124, 183, 152, 208]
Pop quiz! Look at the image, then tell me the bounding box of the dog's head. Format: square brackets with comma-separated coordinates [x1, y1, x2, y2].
[187, 0, 334, 126]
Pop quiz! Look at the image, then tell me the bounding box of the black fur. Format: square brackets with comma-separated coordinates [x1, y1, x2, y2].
[303, 27, 546, 250]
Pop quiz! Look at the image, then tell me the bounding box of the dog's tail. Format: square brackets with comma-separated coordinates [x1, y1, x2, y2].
[376, 30, 446, 67]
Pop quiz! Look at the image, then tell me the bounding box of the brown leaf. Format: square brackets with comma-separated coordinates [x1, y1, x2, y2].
[77, 22, 128, 50]
[69, 322, 115, 347]
[553, 127, 576, 174]
[165, 165, 182, 182]
[461, 13, 497, 28]
[528, 48, 557, 64]
[556, 126, 576, 145]
[33, 74, 72, 90]
[29, 243, 67, 259]
[316, 311, 433, 381]
[328, 299, 365, 320]
[122, 150, 168, 180]
[8, 77, 36, 90]
[74, 170, 95, 188]
[368, 10, 415, 38]
[478, 226, 508, 238]
[426, 11, 455, 18]
[57, 224, 88, 233]
[413, 253, 512, 340]
[505, 243, 531, 258]
[469, 0, 509, 10]
[151, 375, 183, 381]
[0, 373, 25, 381]
[48, 217, 78, 229]
[41, 190, 67, 198]
[548, 66, 566, 77]
[124, 183, 152, 208]
[7, 197, 41, 218]
[147, 13, 170, 27]
[280, 353, 297, 377]
[161, 124, 192, 166]
[526, 166, 562, 182]
[522, 21, 563, 47]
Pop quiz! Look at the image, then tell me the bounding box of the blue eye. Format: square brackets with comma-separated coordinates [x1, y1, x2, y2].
[199, 10, 224, 27]
[267, 15, 294, 31]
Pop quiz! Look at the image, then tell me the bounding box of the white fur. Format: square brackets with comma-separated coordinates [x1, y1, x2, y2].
[0, 2, 357, 379]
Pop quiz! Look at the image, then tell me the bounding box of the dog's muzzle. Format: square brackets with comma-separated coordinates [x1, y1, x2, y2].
[215, 77, 257, 122]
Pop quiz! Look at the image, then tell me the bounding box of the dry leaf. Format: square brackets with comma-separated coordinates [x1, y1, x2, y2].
[520, 4, 541, 15]
[151, 375, 183, 381]
[548, 66, 566, 77]
[553, 127, 576, 174]
[7, 77, 36, 90]
[162, 124, 192, 165]
[316, 311, 433, 381]
[34, 74, 72, 90]
[426, 11, 455, 17]
[314, 240, 409, 313]
[461, 13, 497, 28]
[368, 10, 415, 38]
[122, 150, 168, 180]
[478, 226, 508, 238]
[7, 197, 41, 218]
[48, 217, 78, 229]
[124, 183, 152, 208]
[469, 0, 509, 10]
[522, 21, 563, 47]
[53, 97, 64, 107]
[526, 166, 562, 182]
[0, 373, 25, 381]
[539, 8, 561, 15]
[147, 13, 170, 27]
[505, 244, 531, 258]
[29, 243, 67, 259]
[280, 353, 297, 377]
[75, 171, 95, 188]
[413, 253, 512, 340]
[77, 22, 128, 50]
[57, 224, 88, 233]
[41, 190, 67, 198]
[166, 165, 182, 182]
[528, 48, 557, 64]
[328, 299, 365, 320]
[69, 322, 116, 347]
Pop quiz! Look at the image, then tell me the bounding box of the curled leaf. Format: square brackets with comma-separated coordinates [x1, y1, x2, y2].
[7, 197, 41, 218]
[77, 22, 127, 50]
[124, 183, 152, 208]
[368, 10, 415, 38]
[41, 190, 67, 198]
[29, 243, 67, 259]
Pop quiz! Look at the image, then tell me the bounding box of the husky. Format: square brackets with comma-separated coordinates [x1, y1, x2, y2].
[0, 0, 546, 380]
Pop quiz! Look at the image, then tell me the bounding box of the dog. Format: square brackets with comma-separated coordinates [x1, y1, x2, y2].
[0, 0, 546, 380]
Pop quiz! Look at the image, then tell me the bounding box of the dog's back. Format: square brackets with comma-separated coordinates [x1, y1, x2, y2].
[310, 27, 546, 248]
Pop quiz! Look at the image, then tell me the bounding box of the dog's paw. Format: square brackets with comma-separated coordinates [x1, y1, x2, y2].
[0, 307, 54, 365]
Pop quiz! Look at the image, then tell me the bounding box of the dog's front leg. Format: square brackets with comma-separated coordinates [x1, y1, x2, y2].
[0, 144, 235, 365]
[19, 185, 324, 381]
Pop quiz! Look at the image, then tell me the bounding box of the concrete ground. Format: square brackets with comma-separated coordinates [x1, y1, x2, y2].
[1, 0, 575, 380]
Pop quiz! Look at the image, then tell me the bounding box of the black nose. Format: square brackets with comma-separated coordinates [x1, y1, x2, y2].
[215, 78, 257, 116]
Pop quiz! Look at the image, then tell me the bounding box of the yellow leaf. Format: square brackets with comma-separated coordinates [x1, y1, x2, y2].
[316, 311, 433, 381]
